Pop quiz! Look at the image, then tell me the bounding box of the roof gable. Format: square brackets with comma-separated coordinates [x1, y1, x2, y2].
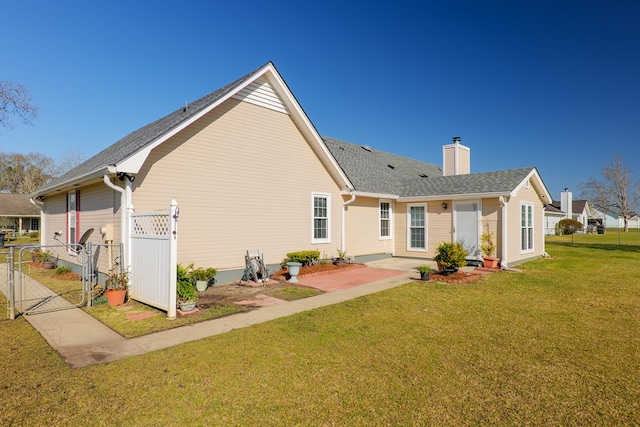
[37, 62, 352, 195]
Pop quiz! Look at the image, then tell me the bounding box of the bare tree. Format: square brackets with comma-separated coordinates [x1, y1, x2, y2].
[580, 154, 640, 232]
[0, 150, 84, 194]
[0, 80, 39, 129]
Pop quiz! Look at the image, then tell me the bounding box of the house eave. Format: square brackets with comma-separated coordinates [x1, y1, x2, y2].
[33, 166, 115, 197]
[398, 191, 511, 203]
[343, 190, 399, 199]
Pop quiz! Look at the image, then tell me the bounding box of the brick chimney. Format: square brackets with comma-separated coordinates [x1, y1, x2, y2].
[443, 136, 470, 176]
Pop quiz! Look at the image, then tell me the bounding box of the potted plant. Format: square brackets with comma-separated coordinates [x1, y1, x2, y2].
[417, 265, 434, 281]
[36, 250, 56, 269]
[177, 264, 198, 311]
[480, 225, 500, 269]
[104, 269, 128, 306]
[191, 266, 217, 292]
[333, 248, 347, 266]
[434, 241, 468, 275]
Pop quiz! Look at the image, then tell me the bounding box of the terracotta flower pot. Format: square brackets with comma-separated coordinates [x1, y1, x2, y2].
[106, 289, 126, 306]
[483, 257, 500, 269]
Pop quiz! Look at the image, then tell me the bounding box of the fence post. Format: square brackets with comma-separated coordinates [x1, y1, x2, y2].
[8, 247, 15, 320]
[168, 199, 178, 318]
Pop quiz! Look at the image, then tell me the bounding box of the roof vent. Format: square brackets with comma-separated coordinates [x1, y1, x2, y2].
[419, 173, 428, 178]
[387, 164, 395, 169]
[183, 101, 189, 112]
[361, 145, 372, 152]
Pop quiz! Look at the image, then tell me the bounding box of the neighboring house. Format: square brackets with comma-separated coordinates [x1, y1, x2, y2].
[0, 193, 41, 234]
[544, 188, 593, 234]
[590, 208, 640, 229]
[32, 62, 552, 289]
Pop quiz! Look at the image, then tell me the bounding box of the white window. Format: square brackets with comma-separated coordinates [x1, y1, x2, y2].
[407, 204, 427, 251]
[68, 190, 77, 247]
[312, 193, 330, 243]
[521, 202, 534, 253]
[379, 200, 391, 239]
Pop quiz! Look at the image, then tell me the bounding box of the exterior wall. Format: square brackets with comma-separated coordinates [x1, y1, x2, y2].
[504, 183, 545, 265]
[343, 197, 394, 257]
[544, 212, 564, 235]
[131, 97, 343, 271]
[393, 200, 453, 259]
[481, 198, 501, 258]
[41, 183, 121, 271]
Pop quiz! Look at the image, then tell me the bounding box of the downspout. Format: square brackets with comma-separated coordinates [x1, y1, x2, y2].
[499, 195, 508, 266]
[342, 193, 356, 255]
[103, 175, 129, 268]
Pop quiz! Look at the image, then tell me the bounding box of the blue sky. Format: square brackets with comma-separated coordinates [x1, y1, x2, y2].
[3, 0, 639, 199]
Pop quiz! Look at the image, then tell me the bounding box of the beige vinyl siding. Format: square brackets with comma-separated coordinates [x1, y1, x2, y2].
[481, 198, 501, 258]
[393, 201, 452, 259]
[505, 183, 545, 264]
[42, 183, 121, 271]
[132, 98, 342, 270]
[343, 197, 393, 256]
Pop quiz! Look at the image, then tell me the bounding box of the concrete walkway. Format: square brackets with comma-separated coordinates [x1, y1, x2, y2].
[23, 258, 428, 368]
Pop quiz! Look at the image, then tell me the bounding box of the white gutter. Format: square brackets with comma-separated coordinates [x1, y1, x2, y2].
[103, 175, 130, 268]
[499, 195, 508, 266]
[341, 193, 357, 254]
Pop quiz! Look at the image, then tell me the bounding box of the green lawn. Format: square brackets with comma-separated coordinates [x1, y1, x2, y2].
[1, 233, 639, 425]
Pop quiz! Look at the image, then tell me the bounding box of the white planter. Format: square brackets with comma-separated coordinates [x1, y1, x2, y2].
[195, 280, 208, 292]
[286, 262, 302, 283]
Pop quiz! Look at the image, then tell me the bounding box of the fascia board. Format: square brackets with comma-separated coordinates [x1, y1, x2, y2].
[33, 166, 113, 196]
[399, 191, 510, 203]
[263, 67, 354, 191]
[114, 63, 276, 175]
[345, 190, 399, 199]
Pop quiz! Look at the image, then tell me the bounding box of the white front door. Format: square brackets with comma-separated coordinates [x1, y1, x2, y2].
[454, 201, 481, 259]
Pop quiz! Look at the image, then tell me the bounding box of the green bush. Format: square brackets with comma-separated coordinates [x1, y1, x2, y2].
[283, 250, 320, 266]
[177, 264, 197, 303]
[54, 265, 73, 275]
[434, 241, 468, 269]
[558, 219, 583, 235]
[190, 267, 217, 282]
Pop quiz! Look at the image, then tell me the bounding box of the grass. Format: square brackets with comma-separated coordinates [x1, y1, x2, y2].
[1, 232, 639, 425]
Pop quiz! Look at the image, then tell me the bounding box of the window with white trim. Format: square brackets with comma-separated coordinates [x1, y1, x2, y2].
[379, 200, 391, 239]
[521, 202, 534, 252]
[30, 217, 40, 231]
[312, 193, 330, 243]
[68, 190, 78, 247]
[407, 204, 427, 251]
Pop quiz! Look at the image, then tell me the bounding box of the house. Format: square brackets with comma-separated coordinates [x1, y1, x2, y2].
[544, 188, 594, 234]
[0, 193, 41, 236]
[590, 208, 640, 229]
[32, 62, 552, 290]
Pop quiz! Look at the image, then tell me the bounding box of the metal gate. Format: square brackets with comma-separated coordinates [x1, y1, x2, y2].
[1, 242, 122, 319]
[129, 200, 178, 318]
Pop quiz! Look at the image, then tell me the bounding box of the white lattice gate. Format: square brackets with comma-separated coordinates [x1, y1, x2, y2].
[130, 200, 178, 318]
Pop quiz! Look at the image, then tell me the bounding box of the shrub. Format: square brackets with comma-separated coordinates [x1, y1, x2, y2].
[54, 265, 73, 275]
[480, 225, 496, 257]
[191, 267, 217, 282]
[434, 241, 468, 269]
[558, 219, 583, 235]
[177, 264, 197, 303]
[283, 250, 320, 267]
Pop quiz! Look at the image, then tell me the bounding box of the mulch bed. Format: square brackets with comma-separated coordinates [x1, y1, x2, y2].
[425, 267, 500, 284]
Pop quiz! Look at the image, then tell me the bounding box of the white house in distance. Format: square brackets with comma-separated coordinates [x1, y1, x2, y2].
[544, 188, 593, 234]
[590, 208, 640, 229]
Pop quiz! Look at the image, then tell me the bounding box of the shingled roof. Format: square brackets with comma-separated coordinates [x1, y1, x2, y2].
[323, 137, 443, 195]
[37, 63, 268, 194]
[324, 136, 536, 198]
[0, 194, 40, 216]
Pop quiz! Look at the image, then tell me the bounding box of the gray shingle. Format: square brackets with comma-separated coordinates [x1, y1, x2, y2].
[38, 62, 271, 194]
[399, 168, 535, 197]
[323, 136, 443, 194]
